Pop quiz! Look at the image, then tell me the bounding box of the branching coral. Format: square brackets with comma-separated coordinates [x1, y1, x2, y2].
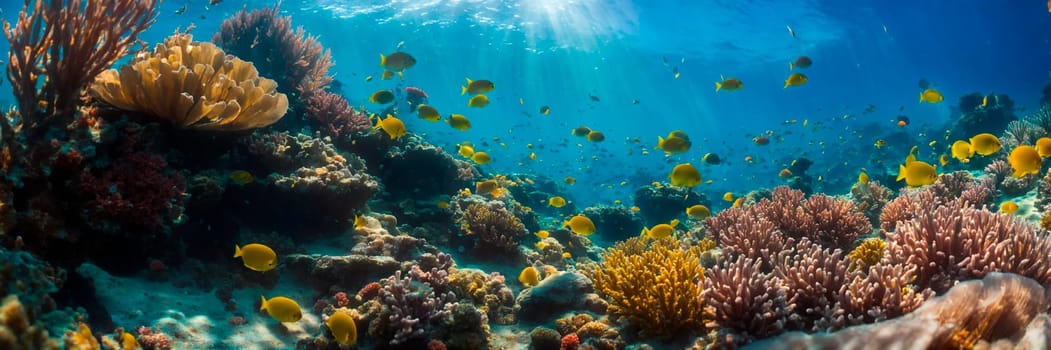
[879, 173, 994, 232]
[703, 207, 785, 270]
[775, 239, 850, 332]
[885, 204, 1051, 293]
[702, 255, 788, 345]
[91, 31, 289, 131]
[3, 0, 157, 129]
[213, 3, 332, 97]
[0, 295, 59, 350]
[846, 238, 885, 271]
[587, 237, 707, 339]
[837, 262, 932, 326]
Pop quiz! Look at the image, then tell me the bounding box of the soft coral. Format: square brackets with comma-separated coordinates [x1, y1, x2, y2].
[77, 152, 186, 232]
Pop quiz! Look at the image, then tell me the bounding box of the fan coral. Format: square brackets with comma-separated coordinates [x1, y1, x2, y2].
[1001, 119, 1045, 151]
[90, 31, 288, 131]
[886, 204, 1051, 293]
[586, 237, 707, 339]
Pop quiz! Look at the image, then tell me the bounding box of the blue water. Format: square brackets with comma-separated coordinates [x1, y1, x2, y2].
[2, 0, 1049, 208]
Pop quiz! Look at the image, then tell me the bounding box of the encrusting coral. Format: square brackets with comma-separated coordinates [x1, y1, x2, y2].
[90, 31, 289, 131]
[586, 236, 708, 339]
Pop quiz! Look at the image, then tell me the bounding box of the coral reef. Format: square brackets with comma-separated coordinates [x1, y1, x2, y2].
[0, 246, 65, 318]
[580, 206, 644, 244]
[848, 180, 893, 226]
[75, 152, 187, 232]
[529, 326, 562, 350]
[303, 91, 371, 139]
[213, 3, 332, 98]
[447, 268, 516, 325]
[586, 237, 707, 339]
[1000, 119, 1045, 152]
[91, 31, 289, 131]
[701, 255, 788, 345]
[949, 92, 1017, 143]
[454, 197, 528, 254]
[879, 172, 994, 232]
[633, 184, 704, 226]
[885, 204, 1051, 293]
[0, 295, 60, 350]
[285, 254, 401, 293]
[752, 273, 1050, 349]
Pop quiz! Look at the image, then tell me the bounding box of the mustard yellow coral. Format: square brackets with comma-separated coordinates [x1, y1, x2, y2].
[586, 237, 706, 339]
[91, 31, 288, 131]
[847, 238, 887, 270]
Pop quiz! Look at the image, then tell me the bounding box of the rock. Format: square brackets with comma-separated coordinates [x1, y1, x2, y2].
[515, 272, 594, 323]
[284, 254, 400, 292]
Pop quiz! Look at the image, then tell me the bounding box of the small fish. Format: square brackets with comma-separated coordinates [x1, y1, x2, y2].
[364, 75, 373, 82]
[539, 106, 551, 115]
[260, 296, 302, 323]
[461, 78, 495, 95]
[209, 0, 222, 5]
[379, 52, 416, 71]
[786, 25, 796, 38]
[467, 94, 490, 108]
[919, 88, 943, 104]
[234, 243, 277, 272]
[789, 56, 812, 70]
[369, 89, 395, 104]
[381, 70, 394, 80]
[784, 73, 807, 88]
[715, 76, 743, 91]
[631, 99, 640, 105]
[175, 4, 187, 14]
[447, 114, 472, 131]
[588, 94, 600, 102]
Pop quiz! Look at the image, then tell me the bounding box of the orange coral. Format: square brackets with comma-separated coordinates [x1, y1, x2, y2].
[587, 237, 707, 339]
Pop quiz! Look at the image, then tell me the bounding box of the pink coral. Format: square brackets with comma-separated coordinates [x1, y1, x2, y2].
[304, 92, 371, 138]
[136, 326, 171, 349]
[334, 291, 350, 307]
[702, 255, 788, 344]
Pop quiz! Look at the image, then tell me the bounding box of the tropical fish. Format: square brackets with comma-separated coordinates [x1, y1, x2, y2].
[457, 143, 475, 158]
[260, 296, 302, 323]
[919, 88, 943, 104]
[968, 133, 1001, 155]
[563, 214, 596, 235]
[1036, 137, 1051, 157]
[657, 134, 691, 154]
[789, 56, 812, 69]
[229, 170, 253, 185]
[461, 78, 495, 95]
[369, 89, 395, 104]
[951, 140, 974, 162]
[723, 192, 734, 202]
[548, 196, 567, 208]
[234, 243, 277, 272]
[375, 114, 406, 139]
[468, 94, 490, 107]
[784, 73, 807, 88]
[897, 161, 937, 187]
[702, 153, 721, 165]
[1000, 201, 1019, 214]
[669, 163, 701, 187]
[540, 106, 551, 115]
[858, 172, 869, 184]
[572, 126, 592, 137]
[564, 177, 576, 185]
[1008, 145, 1042, 177]
[519, 266, 540, 287]
[379, 52, 416, 71]
[447, 114, 471, 131]
[471, 152, 491, 165]
[715, 77, 743, 91]
[685, 205, 711, 220]
[326, 311, 357, 346]
[586, 131, 605, 142]
[642, 219, 679, 239]
[416, 104, 440, 121]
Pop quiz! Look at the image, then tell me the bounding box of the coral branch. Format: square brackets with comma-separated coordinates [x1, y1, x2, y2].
[3, 0, 157, 132]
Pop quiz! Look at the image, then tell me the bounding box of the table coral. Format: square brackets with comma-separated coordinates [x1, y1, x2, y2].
[586, 237, 708, 339]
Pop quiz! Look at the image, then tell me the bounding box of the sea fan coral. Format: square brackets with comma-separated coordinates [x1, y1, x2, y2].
[886, 204, 1051, 293]
[90, 31, 288, 131]
[587, 237, 707, 339]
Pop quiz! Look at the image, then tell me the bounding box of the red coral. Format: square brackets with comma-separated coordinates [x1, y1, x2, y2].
[358, 282, 381, 300]
[136, 326, 171, 349]
[76, 152, 186, 231]
[334, 291, 350, 307]
[560, 333, 579, 350]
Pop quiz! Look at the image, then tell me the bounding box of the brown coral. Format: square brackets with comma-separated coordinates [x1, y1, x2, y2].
[91, 31, 288, 131]
[587, 237, 707, 339]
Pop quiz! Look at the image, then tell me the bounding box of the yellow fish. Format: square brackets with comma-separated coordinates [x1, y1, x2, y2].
[969, 133, 1001, 155]
[784, 73, 807, 88]
[563, 214, 596, 235]
[416, 104, 441, 121]
[722, 192, 734, 202]
[374, 114, 407, 139]
[668, 163, 701, 187]
[468, 94, 490, 107]
[1008, 145, 1042, 177]
[369, 89, 395, 104]
[326, 311, 357, 346]
[381, 70, 394, 80]
[657, 135, 691, 154]
[437, 201, 449, 209]
[1000, 201, 1019, 214]
[379, 52, 416, 71]
[519, 266, 540, 287]
[457, 143, 475, 158]
[462, 78, 495, 95]
[715, 76, 743, 91]
[642, 219, 679, 239]
[586, 131, 605, 142]
[447, 114, 472, 131]
[858, 172, 869, 184]
[535, 230, 550, 239]
[685, 205, 711, 220]
[564, 177, 576, 185]
[471, 152, 491, 165]
[897, 161, 937, 187]
[354, 215, 366, 229]
[548, 196, 567, 208]
[234, 243, 277, 272]
[951, 140, 973, 162]
[229, 170, 253, 185]
[1036, 137, 1051, 157]
[919, 88, 943, 104]
[260, 296, 302, 323]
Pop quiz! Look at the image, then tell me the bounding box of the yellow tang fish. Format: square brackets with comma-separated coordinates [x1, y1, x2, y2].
[447, 114, 472, 131]
[326, 311, 358, 346]
[519, 266, 540, 287]
[668, 163, 702, 187]
[468, 94, 490, 108]
[375, 114, 406, 139]
[416, 104, 441, 121]
[1008, 145, 1042, 177]
[260, 296, 302, 323]
[471, 152, 491, 165]
[563, 214, 596, 235]
[897, 161, 937, 187]
[369, 89, 395, 104]
[919, 88, 943, 104]
[234, 243, 277, 272]
[548, 196, 567, 208]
